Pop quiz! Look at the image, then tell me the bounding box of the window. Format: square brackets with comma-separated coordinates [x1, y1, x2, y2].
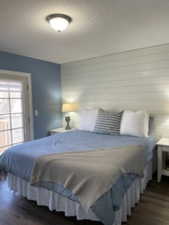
[0, 81, 24, 153]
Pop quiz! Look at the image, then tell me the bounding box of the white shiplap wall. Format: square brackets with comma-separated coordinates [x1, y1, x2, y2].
[61, 44, 169, 137]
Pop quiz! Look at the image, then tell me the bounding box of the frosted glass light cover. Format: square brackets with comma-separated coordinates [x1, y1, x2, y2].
[49, 17, 69, 32]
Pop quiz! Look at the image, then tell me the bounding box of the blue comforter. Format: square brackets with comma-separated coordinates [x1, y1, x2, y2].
[0, 130, 156, 225]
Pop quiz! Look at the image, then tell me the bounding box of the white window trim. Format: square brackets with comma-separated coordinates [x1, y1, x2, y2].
[0, 69, 34, 140]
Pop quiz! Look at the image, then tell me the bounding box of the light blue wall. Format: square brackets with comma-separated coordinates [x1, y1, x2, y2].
[0, 51, 61, 139]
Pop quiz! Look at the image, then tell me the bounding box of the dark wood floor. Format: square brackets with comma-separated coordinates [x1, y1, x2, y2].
[1, 176, 169, 225]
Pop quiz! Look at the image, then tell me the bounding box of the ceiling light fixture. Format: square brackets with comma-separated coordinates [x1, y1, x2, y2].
[46, 14, 72, 32]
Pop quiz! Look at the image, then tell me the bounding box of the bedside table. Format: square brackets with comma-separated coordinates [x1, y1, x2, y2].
[48, 128, 73, 135]
[157, 138, 169, 182]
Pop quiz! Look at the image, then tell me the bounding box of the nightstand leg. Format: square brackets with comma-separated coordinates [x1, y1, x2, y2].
[158, 149, 162, 183]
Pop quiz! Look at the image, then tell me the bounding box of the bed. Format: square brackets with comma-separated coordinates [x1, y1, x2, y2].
[0, 130, 156, 225]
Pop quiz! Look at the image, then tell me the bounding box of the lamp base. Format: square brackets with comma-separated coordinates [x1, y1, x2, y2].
[65, 116, 71, 130]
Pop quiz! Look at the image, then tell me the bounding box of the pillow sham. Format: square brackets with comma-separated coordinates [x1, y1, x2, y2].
[120, 110, 149, 137]
[94, 109, 122, 135]
[79, 109, 98, 131]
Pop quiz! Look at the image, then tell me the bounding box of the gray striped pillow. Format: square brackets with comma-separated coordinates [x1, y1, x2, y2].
[94, 110, 122, 135]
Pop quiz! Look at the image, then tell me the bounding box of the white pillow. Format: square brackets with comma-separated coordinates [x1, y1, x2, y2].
[79, 109, 98, 131]
[120, 110, 149, 137]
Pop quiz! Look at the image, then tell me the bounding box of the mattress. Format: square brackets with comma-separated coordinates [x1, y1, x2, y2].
[0, 130, 156, 181]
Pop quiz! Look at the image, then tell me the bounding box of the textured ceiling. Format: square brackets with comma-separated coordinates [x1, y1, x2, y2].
[1, 0, 169, 63]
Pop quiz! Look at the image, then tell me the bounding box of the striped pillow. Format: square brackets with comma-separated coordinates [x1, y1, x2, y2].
[94, 109, 122, 135]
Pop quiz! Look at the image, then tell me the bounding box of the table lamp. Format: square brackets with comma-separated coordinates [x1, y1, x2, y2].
[62, 103, 78, 130]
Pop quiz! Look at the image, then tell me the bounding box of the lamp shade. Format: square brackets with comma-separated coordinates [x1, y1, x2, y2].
[62, 103, 78, 112]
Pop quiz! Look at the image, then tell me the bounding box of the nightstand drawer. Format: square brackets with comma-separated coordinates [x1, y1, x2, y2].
[158, 146, 169, 152]
[49, 131, 58, 135]
[48, 128, 74, 136]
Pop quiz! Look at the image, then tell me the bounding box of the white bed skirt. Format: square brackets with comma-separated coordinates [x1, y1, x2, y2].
[7, 161, 152, 225]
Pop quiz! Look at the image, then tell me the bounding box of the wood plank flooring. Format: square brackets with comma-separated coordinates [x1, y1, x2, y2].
[0, 176, 169, 225]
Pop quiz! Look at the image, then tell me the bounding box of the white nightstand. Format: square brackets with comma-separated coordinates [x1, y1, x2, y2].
[157, 138, 169, 182]
[48, 128, 73, 135]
